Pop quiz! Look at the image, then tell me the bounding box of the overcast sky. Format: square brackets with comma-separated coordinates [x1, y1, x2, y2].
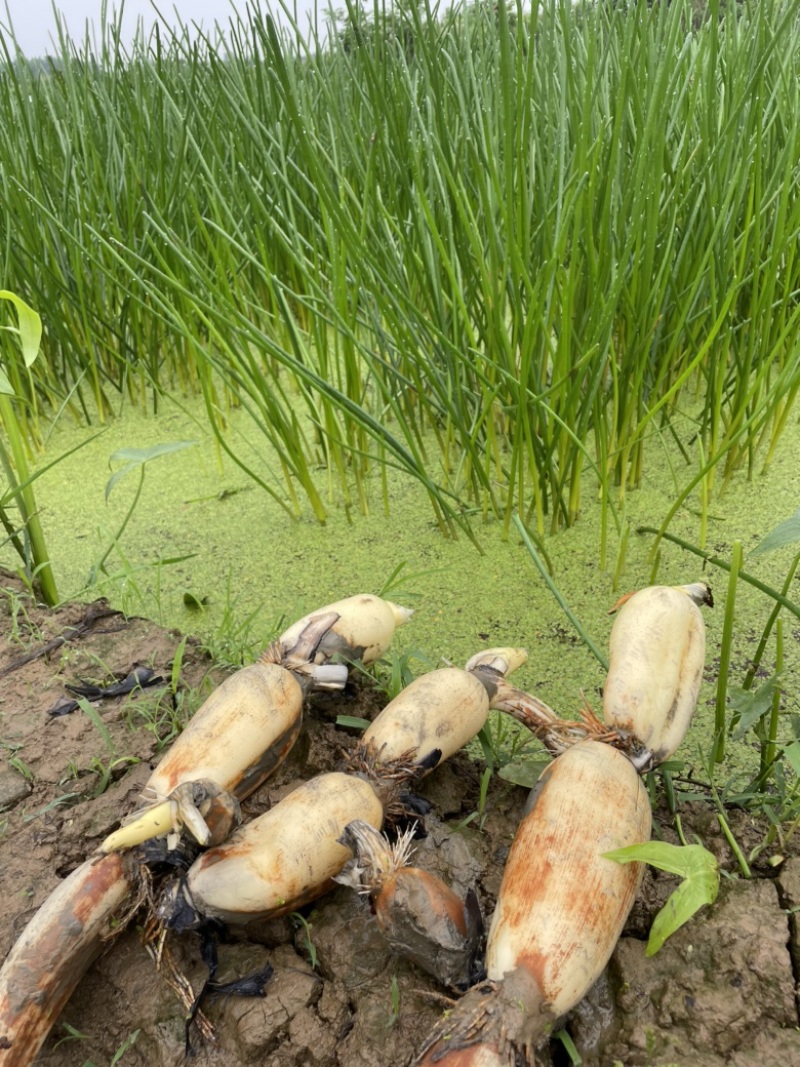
[1, 1, 322, 57]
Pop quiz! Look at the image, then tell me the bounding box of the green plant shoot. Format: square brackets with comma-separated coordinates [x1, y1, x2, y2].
[0, 291, 57, 605]
[750, 507, 800, 557]
[89, 441, 197, 581]
[604, 841, 720, 957]
[728, 676, 782, 741]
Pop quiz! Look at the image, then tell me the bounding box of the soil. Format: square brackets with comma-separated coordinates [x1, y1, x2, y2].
[1, 574, 800, 1067]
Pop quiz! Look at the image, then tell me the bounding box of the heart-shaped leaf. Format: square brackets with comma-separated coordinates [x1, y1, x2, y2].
[604, 841, 719, 956]
[782, 740, 800, 777]
[105, 441, 197, 500]
[728, 674, 781, 740]
[498, 758, 551, 789]
[0, 290, 42, 369]
[750, 508, 800, 557]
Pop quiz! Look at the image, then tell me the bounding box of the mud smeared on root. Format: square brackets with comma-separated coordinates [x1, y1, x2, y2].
[347, 741, 440, 826]
[415, 969, 551, 1066]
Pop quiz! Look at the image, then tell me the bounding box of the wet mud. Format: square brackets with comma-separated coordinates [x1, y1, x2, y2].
[0, 575, 798, 1067]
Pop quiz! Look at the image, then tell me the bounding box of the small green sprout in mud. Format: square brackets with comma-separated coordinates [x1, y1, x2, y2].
[291, 911, 319, 970]
[387, 975, 401, 1029]
[605, 841, 720, 956]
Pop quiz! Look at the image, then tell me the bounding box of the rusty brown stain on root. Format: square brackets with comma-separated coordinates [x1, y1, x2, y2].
[0, 854, 132, 1067]
[235, 716, 303, 799]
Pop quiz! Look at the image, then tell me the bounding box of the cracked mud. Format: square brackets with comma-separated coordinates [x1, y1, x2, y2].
[1, 575, 799, 1067]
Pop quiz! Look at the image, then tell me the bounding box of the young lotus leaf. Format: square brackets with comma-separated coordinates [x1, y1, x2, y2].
[750, 508, 800, 557]
[337, 715, 372, 731]
[782, 741, 800, 778]
[729, 674, 782, 740]
[498, 758, 551, 789]
[0, 290, 42, 388]
[105, 441, 198, 500]
[604, 841, 719, 957]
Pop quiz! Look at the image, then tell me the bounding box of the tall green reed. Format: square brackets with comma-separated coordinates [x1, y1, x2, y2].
[2, 0, 800, 548]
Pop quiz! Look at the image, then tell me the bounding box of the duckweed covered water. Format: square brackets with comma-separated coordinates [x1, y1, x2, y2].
[5, 393, 800, 783]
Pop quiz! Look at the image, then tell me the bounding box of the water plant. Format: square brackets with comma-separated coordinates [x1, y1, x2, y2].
[0, 292, 58, 604]
[605, 840, 720, 956]
[1, 1, 800, 550]
[89, 441, 197, 580]
[291, 911, 319, 970]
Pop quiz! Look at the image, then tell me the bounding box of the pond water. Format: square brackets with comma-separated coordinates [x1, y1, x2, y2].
[5, 389, 800, 780]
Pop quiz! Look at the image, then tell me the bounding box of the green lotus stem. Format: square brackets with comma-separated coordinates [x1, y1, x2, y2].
[515, 514, 609, 671]
[0, 291, 58, 605]
[742, 554, 800, 693]
[636, 527, 800, 622]
[0, 393, 59, 606]
[714, 541, 742, 764]
[762, 620, 783, 786]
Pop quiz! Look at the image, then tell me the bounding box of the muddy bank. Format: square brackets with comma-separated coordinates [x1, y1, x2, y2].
[0, 577, 798, 1067]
